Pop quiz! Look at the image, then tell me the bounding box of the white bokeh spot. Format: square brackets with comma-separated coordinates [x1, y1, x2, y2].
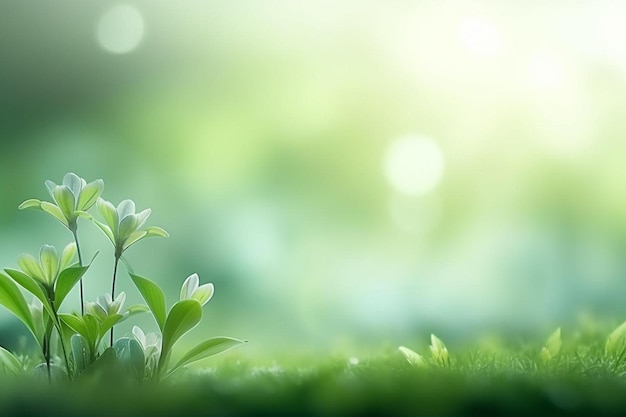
[384, 135, 445, 195]
[96, 5, 145, 54]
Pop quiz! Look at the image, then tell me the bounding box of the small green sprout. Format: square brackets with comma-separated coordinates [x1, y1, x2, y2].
[540, 327, 562, 363]
[429, 334, 450, 367]
[398, 345, 426, 368]
[605, 321, 626, 356]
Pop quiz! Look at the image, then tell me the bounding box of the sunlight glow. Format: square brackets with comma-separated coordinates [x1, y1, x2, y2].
[384, 135, 444, 196]
[527, 51, 565, 92]
[96, 5, 145, 54]
[459, 16, 503, 57]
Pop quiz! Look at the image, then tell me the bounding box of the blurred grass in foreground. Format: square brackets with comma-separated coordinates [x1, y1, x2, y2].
[3, 326, 626, 416]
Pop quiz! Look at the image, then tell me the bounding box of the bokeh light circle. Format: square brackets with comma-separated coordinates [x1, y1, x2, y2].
[384, 135, 444, 195]
[96, 5, 145, 54]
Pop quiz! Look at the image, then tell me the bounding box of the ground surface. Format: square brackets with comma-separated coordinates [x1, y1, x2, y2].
[2, 344, 626, 417]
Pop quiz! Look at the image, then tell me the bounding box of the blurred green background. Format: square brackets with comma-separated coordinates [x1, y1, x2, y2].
[2, 0, 626, 357]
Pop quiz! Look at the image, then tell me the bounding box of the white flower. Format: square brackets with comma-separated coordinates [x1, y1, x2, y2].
[180, 273, 214, 307]
[132, 326, 161, 358]
[84, 292, 126, 319]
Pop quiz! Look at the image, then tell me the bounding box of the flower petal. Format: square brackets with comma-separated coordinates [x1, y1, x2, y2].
[39, 245, 59, 285]
[77, 179, 104, 211]
[45, 180, 57, 200]
[180, 273, 199, 301]
[110, 292, 126, 315]
[118, 214, 139, 244]
[134, 208, 151, 229]
[62, 173, 83, 198]
[53, 185, 76, 219]
[192, 283, 214, 307]
[59, 242, 77, 270]
[117, 199, 136, 219]
[97, 198, 119, 234]
[132, 326, 147, 348]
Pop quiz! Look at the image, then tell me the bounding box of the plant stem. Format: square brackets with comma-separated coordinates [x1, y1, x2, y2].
[43, 333, 51, 382]
[71, 228, 85, 315]
[109, 255, 120, 346]
[49, 302, 72, 379]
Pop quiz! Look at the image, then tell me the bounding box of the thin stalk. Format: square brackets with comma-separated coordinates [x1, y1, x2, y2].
[71, 228, 85, 314]
[43, 334, 51, 382]
[48, 292, 71, 379]
[109, 255, 120, 346]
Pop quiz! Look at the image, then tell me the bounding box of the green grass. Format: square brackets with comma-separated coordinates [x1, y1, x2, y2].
[3, 338, 626, 417]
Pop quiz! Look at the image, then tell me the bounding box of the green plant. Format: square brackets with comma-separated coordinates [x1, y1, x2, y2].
[0, 173, 246, 382]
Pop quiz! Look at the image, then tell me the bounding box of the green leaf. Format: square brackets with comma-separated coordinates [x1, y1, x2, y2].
[40, 201, 69, 228]
[54, 266, 89, 309]
[77, 179, 104, 211]
[122, 230, 147, 251]
[159, 300, 202, 370]
[79, 347, 118, 380]
[53, 185, 76, 219]
[0, 346, 23, 375]
[4, 269, 54, 318]
[39, 245, 59, 285]
[606, 321, 626, 355]
[18, 199, 42, 210]
[71, 334, 91, 374]
[0, 273, 36, 337]
[129, 274, 167, 330]
[144, 226, 169, 238]
[97, 198, 119, 235]
[17, 254, 45, 284]
[60, 314, 88, 337]
[398, 346, 426, 367]
[61, 314, 100, 353]
[98, 314, 124, 339]
[169, 337, 246, 375]
[544, 327, 562, 358]
[113, 337, 145, 380]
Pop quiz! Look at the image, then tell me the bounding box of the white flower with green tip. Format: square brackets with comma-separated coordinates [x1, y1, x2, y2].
[94, 198, 168, 257]
[19, 173, 104, 232]
[180, 273, 214, 307]
[84, 292, 126, 320]
[17, 243, 77, 287]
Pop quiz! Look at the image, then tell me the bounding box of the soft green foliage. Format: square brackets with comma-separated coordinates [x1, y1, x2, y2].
[605, 321, 626, 356]
[130, 273, 245, 380]
[0, 173, 245, 383]
[540, 327, 562, 363]
[398, 346, 426, 368]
